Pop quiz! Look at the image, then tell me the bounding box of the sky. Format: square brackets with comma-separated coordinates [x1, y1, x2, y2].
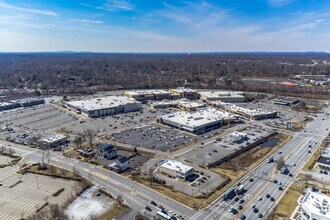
[0, 0, 329, 52]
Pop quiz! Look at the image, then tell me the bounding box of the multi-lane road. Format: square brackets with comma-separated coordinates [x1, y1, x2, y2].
[192, 107, 330, 220]
[1, 106, 329, 220]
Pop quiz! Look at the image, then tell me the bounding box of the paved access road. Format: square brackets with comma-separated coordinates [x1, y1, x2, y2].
[3, 107, 329, 220]
[191, 107, 330, 220]
[1, 141, 197, 219]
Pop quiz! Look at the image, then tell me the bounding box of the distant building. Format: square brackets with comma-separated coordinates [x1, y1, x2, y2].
[0, 102, 20, 111]
[18, 98, 45, 107]
[159, 108, 239, 134]
[95, 143, 117, 160]
[65, 96, 142, 118]
[298, 190, 330, 220]
[212, 101, 277, 120]
[148, 99, 206, 112]
[39, 134, 68, 148]
[200, 91, 245, 103]
[124, 90, 173, 103]
[169, 87, 200, 100]
[229, 132, 248, 143]
[158, 160, 194, 180]
[0, 98, 45, 112]
[108, 156, 130, 173]
[273, 98, 299, 106]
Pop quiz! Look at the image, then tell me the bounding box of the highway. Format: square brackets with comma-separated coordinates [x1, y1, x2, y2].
[192, 106, 330, 220]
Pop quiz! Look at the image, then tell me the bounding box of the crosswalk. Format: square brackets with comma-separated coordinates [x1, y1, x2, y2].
[91, 172, 109, 180]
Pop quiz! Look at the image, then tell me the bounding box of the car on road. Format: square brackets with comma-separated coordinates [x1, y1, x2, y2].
[279, 186, 283, 190]
[250, 204, 256, 209]
[150, 201, 157, 206]
[253, 208, 259, 213]
[145, 206, 152, 212]
[289, 173, 293, 177]
[266, 194, 270, 198]
[270, 197, 275, 201]
[235, 197, 240, 202]
[308, 150, 311, 153]
[257, 197, 262, 201]
[273, 179, 278, 184]
[249, 178, 254, 182]
[239, 199, 245, 204]
[258, 213, 263, 218]
[237, 205, 243, 210]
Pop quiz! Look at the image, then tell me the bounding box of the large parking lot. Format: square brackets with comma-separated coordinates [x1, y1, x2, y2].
[0, 105, 77, 134]
[59, 107, 179, 136]
[177, 126, 271, 167]
[111, 124, 198, 151]
[0, 173, 78, 220]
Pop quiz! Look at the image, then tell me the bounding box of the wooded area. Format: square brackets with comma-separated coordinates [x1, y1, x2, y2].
[0, 53, 329, 97]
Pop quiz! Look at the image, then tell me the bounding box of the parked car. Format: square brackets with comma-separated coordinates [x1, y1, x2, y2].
[145, 206, 152, 212]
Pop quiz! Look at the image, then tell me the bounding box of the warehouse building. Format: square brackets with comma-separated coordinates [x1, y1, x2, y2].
[39, 134, 68, 148]
[211, 101, 277, 120]
[65, 96, 142, 118]
[148, 99, 206, 111]
[273, 98, 299, 106]
[200, 91, 245, 103]
[159, 108, 239, 134]
[169, 87, 200, 100]
[124, 90, 173, 103]
[158, 160, 194, 180]
[0, 102, 20, 111]
[298, 190, 330, 220]
[19, 98, 45, 107]
[0, 98, 45, 112]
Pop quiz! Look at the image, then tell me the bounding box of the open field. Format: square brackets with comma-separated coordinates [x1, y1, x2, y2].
[131, 175, 229, 209]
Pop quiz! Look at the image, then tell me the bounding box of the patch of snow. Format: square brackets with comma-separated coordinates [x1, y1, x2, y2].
[65, 186, 111, 220]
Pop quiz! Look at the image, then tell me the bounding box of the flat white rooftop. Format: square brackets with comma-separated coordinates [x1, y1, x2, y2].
[151, 99, 204, 108]
[125, 90, 170, 96]
[200, 91, 244, 99]
[66, 96, 139, 112]
[159, 160, 193, 173]
[302, 191, 330, 219]
[170, 87, 197, 93]
[40, 134, 67, 143]
[161, 107, 237, 129]
[212, 101, 276, 116]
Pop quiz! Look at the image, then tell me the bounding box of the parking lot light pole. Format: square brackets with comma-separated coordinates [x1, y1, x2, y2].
[36, 175, 39, 189]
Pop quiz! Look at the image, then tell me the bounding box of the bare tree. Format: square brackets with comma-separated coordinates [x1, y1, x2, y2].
[276, 157, 285, 171]
[148, 168, 154, 186]
[116, 195, 124, 205]
[84, 129, 95, 148]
